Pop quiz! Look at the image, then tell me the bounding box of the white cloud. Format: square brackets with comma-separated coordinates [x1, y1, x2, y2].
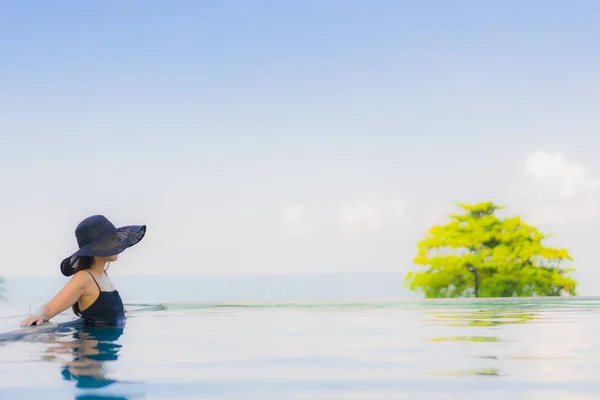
[339, 193, 407, 234]
[514, 151, 600, 225]
[280, 205, 311, 236]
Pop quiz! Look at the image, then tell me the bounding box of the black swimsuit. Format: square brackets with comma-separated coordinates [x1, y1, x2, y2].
[80, 271, 126, 327]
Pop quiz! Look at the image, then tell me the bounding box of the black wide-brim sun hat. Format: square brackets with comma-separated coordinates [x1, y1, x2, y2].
[60, 215, 146, 277]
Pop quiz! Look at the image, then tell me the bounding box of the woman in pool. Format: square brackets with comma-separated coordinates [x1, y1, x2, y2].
[21, 215, 146, 327]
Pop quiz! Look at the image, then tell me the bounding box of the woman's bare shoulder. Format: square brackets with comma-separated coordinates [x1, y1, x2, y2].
[70, 270, 95, 287]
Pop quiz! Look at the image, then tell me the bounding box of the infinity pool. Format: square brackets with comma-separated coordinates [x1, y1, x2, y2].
[1, 299, 600, 399]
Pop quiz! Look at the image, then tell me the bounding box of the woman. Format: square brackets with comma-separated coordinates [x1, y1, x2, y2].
[21, 215, 146, 327]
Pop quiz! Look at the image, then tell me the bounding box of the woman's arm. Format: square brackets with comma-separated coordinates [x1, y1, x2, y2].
[20, 273, 88, 326]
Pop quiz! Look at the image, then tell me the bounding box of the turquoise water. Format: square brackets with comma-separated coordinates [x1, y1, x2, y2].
[2, 298, 600, 399]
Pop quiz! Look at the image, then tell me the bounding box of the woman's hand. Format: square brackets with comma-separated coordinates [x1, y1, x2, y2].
[21, 315, 46, 327]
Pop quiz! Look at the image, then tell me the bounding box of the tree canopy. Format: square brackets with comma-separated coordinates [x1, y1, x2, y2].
[404, 202, 577, 298]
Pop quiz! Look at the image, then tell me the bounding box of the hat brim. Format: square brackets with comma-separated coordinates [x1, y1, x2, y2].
[60, 225, 146, 277]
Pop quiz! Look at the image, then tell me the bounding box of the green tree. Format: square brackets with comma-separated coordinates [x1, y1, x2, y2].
[404, 201, 577, 298]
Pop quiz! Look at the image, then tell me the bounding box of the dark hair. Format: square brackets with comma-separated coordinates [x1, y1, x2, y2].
[71, 256, 95, 316]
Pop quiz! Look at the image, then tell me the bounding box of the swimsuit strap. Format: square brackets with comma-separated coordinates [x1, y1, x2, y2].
[85, 271, 102, 292]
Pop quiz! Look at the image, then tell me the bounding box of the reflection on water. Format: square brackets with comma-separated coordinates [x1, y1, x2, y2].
[422, 306, 538, 378]
[60, 328, 122, 389]
[428, 336, 500, 342]
[40, 325, 143, 400]
[2, 300, 600, 399]
[434, 367, 503, 377]
[427, 308, 537, 327]
[426, 308, 539, 343]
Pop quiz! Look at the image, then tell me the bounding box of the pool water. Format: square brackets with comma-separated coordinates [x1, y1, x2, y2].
[1, 299, 600, 399]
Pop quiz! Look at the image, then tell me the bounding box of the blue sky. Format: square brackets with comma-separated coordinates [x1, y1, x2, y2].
[1, 1, 600, 293]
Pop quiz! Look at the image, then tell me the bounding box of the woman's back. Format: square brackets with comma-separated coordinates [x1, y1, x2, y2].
[79, 271, 125, 327]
